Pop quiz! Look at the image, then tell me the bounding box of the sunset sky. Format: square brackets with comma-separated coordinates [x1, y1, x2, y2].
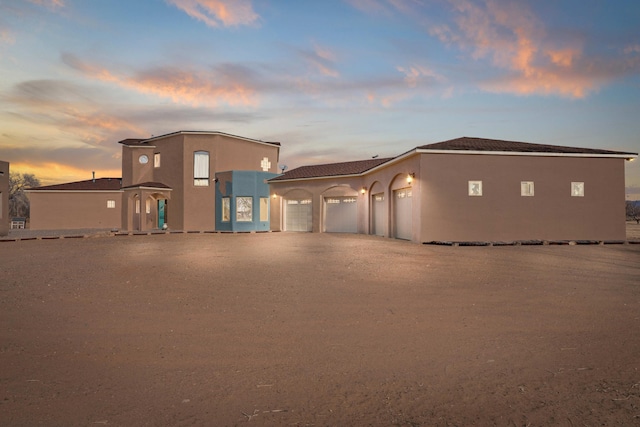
[1, 0, 639, 196]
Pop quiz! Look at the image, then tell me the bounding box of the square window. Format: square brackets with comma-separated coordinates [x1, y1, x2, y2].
[107, 200, 116, 208]
[236, 197, 253, 222]
[222, 197, 230, 222]
[154, 153, 161, 168]
[571, 182, 584, 197]
[521, 181, 534, 197]
[468, 181, 482, 196]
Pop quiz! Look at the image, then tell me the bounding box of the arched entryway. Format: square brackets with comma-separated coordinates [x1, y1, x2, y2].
[122, 183, 172, 231]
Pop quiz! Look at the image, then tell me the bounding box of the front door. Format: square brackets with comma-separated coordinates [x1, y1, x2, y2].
[158, 199, 166, 228]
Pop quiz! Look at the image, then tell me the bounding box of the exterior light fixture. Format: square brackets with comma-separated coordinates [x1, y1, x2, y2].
[407, 173, 415, 184]
[272, 193, 277, 198]
[361, 187, 366, 194]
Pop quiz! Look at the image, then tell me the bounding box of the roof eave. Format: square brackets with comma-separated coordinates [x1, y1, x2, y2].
[25, 189, 124, 193]
[415, 149, 638, 159]
[143, 131, 281, 148]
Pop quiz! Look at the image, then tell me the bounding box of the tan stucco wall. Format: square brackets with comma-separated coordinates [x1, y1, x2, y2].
[419, 154, 627, 242]
[28, 191, 122, 230]
[269, 153, 627, 242]
[122, 146, 155, 188]
[0, 161, 8, 236]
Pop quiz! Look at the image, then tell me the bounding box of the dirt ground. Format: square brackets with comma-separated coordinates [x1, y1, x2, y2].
[1, 233, 639, 426]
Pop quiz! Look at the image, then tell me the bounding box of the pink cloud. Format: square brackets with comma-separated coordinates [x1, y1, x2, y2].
[396, 65, 444, 88]
[62, 53, 259, 107]
[428, 0, 637, 99]
[167, 0, 259, 27]
[300, 44, 340, 78]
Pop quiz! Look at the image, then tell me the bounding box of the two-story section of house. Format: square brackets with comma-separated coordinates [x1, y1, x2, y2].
[120, 131, 280, 231]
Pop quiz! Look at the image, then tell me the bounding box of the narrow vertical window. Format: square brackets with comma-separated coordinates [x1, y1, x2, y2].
[194, 151, 209, 186]
[154, 153, 161, 168]
[260, 197, 269, 222]
[135, 199, 140, 214]
[222, 197, 230, 222]
[521, 181, 534, 196]
[468, 180, 482, 196]
[145, 198, 151, 214]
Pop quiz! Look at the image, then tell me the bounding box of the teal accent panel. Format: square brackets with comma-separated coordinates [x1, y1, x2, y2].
[215, 171, 277, 231]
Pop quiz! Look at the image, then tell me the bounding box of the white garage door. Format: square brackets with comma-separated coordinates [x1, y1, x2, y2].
[371, 193, 385, 236]
[324, 197, 357, 233]
[285, 199, 312, 232]
[394, 188, 412, 240]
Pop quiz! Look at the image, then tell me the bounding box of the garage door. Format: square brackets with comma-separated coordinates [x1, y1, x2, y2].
[285, 199, 312, 232]
[371, 193, 385, 236]
[324, 197, 357, 233]
[394, 188, 412, 240]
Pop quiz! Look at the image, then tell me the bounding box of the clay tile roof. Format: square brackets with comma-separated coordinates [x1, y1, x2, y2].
[28, 178, 122, 191]
[418, 137, 637, 155]
[270, 158, 392, 181]
[121, 182, 172, 190]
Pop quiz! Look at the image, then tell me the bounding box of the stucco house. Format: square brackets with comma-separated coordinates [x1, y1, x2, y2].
[25, 133, 636, 242]
[0, 160, 8, 236]
[27, 131, 280, 231]
[268, 137, 637, 243]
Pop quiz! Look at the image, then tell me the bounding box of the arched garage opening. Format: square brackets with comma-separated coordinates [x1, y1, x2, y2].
[390, 174, 413, 240]
[369, 181, 385, 237]
[283, 189, 313, 232]
[322, 185, 358, 233]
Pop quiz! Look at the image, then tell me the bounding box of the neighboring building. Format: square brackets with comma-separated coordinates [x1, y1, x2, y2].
[0, 160, 8, 236]
[269, 137, 638, 243]
[27, 131, 280, 231]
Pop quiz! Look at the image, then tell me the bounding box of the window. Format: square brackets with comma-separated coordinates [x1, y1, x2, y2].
[236, 197, 253, 222]
[107, 200, 116, 208]
[521, 181, 534, 197]
[468, 181, 482, 196]
[0, 192, 3, 218]
[260, 197, 269, 222]
[571, 182, 584, 197]
[154, 153, 161, 168]
[145, 198, 151, 214]
[194, 151, 209, 186]
[135, 199, 140, 214]
[222, 197, 230, 222]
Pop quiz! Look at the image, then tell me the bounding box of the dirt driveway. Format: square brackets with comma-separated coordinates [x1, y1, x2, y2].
[1, 233, 639, 426]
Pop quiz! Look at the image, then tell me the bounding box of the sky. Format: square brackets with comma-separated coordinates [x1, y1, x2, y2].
[1, 0, 639, 197]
